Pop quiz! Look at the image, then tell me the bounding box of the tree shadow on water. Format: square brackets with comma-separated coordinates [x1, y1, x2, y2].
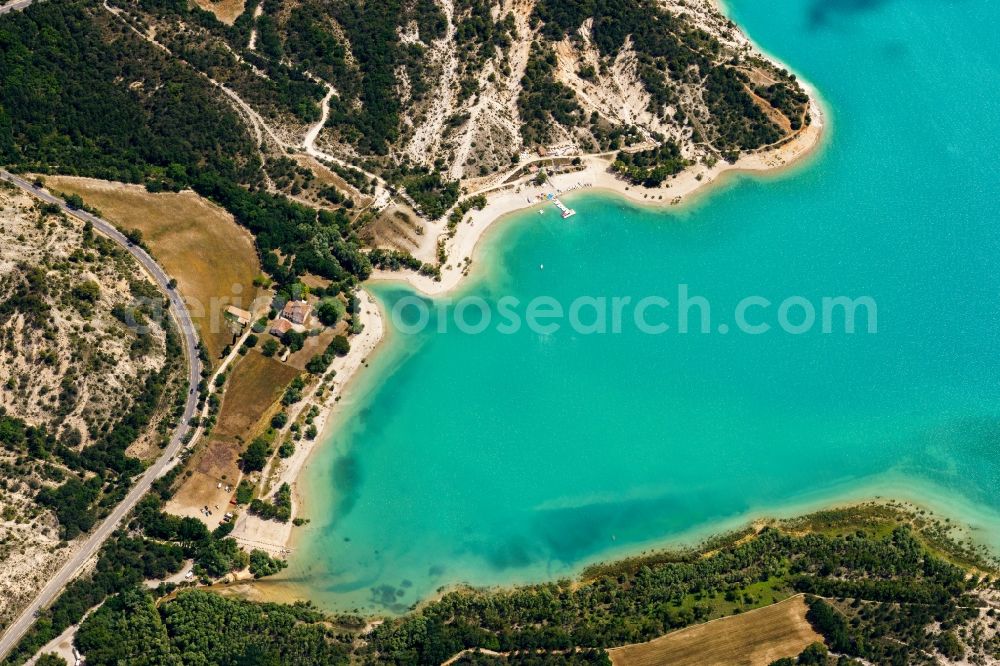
[807, 0, 965, 29]
[807, 0, 895, 28]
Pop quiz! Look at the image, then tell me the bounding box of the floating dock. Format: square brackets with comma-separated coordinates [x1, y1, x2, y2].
[547, 193, 576, 219]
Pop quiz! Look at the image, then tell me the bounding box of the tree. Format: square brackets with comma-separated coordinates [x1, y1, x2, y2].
[72, 280, 101, 303]
[261, 338, 280, 357]
[796, 642, 828, 665]
[305, 352, 332, 375]
[282, 376, 306, 406]
[936, 631, 965, 660]
[241, 437, 271, 472]
[235, 480, 254, 504]
[75, 589, 179, 666]
[249, 549, 288, 578]
[329, 334, 350, 357]
[316, 298, 345, 326]
[64, 193, 84, 209]
[36, 475, 101, 539]
[123, 228, 143, 245]
[282, 329, 306, 352]
[194, 536, 248, 577]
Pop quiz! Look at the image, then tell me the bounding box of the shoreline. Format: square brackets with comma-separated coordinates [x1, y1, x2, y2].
[437, 476, 1000, 603]
[239, 0, 831, 594]
[286, 288, 390, 547]
[259, 88, 827, 563]
[235, 468, 1000, 614]
[371, 93, 826, 298]
[227, 288, 386, 557]
[564, 472, 1000, 576]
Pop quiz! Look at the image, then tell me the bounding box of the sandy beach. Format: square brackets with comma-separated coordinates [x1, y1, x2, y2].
[228, 288, 385, 556]
[371, 95, 825, 297]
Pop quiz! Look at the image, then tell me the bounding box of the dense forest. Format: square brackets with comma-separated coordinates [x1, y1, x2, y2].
[0, 2, 256, 185]
[75, 589, 352, 666]
[0, 0, 371, 290]
[12, 504, 1000, 665]
[612, 140, 690, 186]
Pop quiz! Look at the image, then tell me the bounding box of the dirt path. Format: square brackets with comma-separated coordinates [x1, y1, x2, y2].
[302, 83, 393, 210]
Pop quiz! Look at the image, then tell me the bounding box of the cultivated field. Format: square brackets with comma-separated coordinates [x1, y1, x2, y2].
[43, 176, 261, 362]
[214, 350, 301, 440]
[607, 595, 823, 666]
[167, 351, 299, 521]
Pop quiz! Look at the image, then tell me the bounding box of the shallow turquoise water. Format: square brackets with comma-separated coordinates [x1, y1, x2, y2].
[287, 0, 1000, 612]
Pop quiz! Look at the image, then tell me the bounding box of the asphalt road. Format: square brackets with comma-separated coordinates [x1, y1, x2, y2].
[0, 170, 203, 660]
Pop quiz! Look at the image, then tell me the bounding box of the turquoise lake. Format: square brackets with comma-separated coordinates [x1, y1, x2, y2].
[284, 0, 1000, 612]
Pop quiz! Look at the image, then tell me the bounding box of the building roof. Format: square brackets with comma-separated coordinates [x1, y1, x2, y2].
[281, 300, 312, 325]
[224, 305, 252, 326]
[269, 318, 294, 336]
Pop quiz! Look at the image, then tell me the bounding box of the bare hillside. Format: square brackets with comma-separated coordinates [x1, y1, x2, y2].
[107, 0, 812, 222]
[0, 182, 178, 631]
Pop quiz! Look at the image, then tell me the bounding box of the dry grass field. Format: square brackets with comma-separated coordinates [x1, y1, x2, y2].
[192, 0, 245, 24]
[43, 176, 261, 362]
[214, 350, 300, 440]
[607, 595, 823, 666]
[284, 327, 339, 371]
[166, 351, 299, 521]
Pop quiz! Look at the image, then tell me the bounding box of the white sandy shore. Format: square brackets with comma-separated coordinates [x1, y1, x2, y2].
[371, 95, 824, 297]
[228, 289, 385, 556]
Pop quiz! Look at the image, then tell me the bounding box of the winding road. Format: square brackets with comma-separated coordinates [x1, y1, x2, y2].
[0, 169, 203, 660]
